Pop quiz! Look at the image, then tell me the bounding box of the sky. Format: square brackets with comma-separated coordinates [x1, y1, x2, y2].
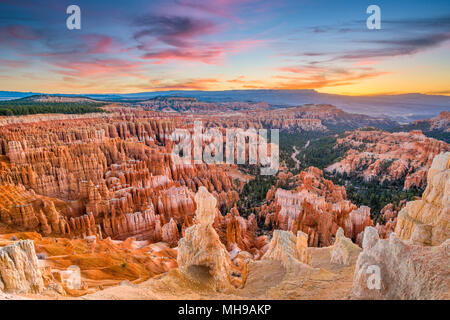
[0, 0, 449, 95]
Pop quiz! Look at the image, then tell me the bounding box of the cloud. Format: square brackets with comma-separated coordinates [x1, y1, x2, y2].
[174, 0, 257, 22]
[275, 63, 389, 89]
[278, 65, 328, 74]
[339, 33, 450, 60]
[134, 15, 217, 48]
[424, 90, 450, 95]
[0, 58, 29, 68]
[141, 46, 225, 64]
[145, 77, 220, 90]
[82, 34, 117, 54]
[3, 24, 41, 40]
[133, 13, 236, 64]
[51, 58, 148, 79]
[141, 38, 264, 64]
[378, 14, 450, 30]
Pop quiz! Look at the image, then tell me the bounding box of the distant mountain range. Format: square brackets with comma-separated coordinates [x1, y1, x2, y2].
[1, 89, 448, 123]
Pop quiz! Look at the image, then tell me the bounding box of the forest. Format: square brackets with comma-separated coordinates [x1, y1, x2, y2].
[0, 100, 107, 116]
[279, 131, 350, 174]
[328, 171, 423, 224]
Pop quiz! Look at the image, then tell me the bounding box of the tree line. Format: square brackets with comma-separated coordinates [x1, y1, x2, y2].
[0, 101, 107, 116]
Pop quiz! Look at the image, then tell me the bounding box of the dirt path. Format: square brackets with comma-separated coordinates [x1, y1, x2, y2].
[291, 146, 301, 170]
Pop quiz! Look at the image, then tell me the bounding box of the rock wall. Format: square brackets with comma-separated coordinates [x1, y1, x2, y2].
[352, 227, 449, 300]
[330, 227, 362, 265]
[395, 152, 449, 245]
[0, 240, 44, 294]
[0, 112, 241, 242]
[326, 130, 449, 190]
[264, 167, 372, 247]
[262, 230, 311, 270]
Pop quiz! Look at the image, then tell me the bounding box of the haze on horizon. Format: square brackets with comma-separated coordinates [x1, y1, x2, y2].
[0, 0, 449, 96]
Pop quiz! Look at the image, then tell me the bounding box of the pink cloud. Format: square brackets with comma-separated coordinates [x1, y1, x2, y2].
[52, 58, 148, 79]
[4, 25, 41, 40]
[353, 60, 379, 67]
[141, 39, 264, 64]
[273, 62, 390, 89]
[134, 15, 218, 48]
[141, 77, 221, 90]
[278, 65, 328, 74]
[0, 58, 29, 68]
[82, 34, 117, 54]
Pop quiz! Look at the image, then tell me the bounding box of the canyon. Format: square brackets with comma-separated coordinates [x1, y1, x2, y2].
[0, 98, 448, 300]
[326, 129, 449, 190]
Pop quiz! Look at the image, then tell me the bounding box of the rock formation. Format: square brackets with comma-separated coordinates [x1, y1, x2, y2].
[262, 167, 372, 247]
[1, 103, 447, 300]
[395, 152, 449, 245]
[262, 230, 311, 270]
[409, 111, 450, 135]
[352, 227, 449, 299]
[296, 231, 311, 265]
[330, 228, 361, 265]
[374, 202, 406, 239]
[177, 187, 233, 291]
[0, 240, 44, 294]
[326, 129, 449, 190]
[0, 110, 245, 243]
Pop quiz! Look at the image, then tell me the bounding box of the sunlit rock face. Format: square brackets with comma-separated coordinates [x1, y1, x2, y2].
[262, 230, 311, 270]
[0, 184, 102, 239]
[0, 240, 44, 294]
[330, 228, 361, 266]
[395, 152, 450, 246]
[352, 227, 449, 300]
[411, 111, 450, 133]
[264, 167, 372, 247]
[326, 129, 449, 190]
[177, 187, 233, 291]
[353, 153, 450, 300]
[0, 110, 243, 243]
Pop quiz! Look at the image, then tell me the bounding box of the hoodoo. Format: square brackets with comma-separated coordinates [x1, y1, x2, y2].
[177, 186, 233, 291]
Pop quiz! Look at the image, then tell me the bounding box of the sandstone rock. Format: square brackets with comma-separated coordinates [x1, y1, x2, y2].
[0, 113, 242, 243]
[296, 231, 311, 265]
[330, 228, 361, 265]
[412, 111, 450, 132]
[0, 240, 44, 294]
[395, 152, 450, 245]
[267, 167, 370, 247]
[352, 227, 449, 299]
[349, 206, 372, 246]
[177, 187, 233, 291]
[262, 230, 311, 270]
[326, 129, 449, 190]
[161, 218, 179, 247]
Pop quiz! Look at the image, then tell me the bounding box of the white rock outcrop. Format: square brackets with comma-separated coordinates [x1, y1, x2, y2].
[262, 230, 311, 271]
[395, 152, 450, 245]
[177, 187, 233, 291]
[330, 227, 361, 265]
[0, 240, 44, 294]
[352, 227, 449, 300]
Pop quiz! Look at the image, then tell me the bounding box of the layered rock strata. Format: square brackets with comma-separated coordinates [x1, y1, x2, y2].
[352, 227, 449, 299]
[0, 240, 44, 294]
[330, 228, 362, 265]
[395, 152, 449, 245]
[262, 230, 311, 270]
[262, 167, 372, 247]
[326, 129, 449, 190]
